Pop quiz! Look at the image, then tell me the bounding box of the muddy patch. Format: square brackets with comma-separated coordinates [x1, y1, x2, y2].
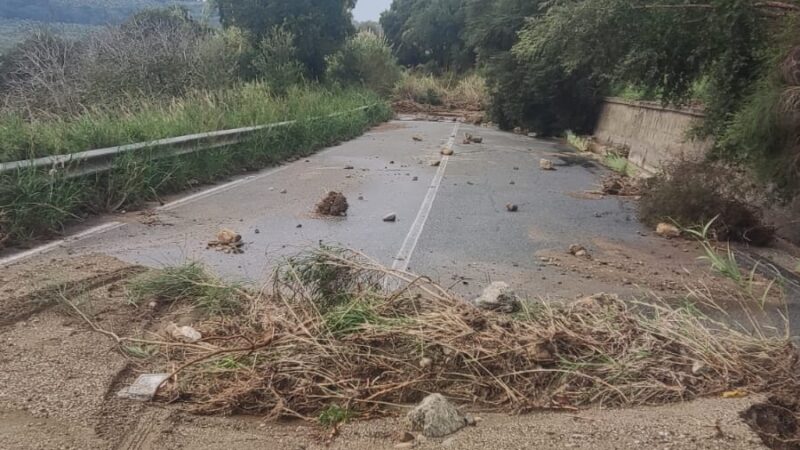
[742, 387, 800, 450]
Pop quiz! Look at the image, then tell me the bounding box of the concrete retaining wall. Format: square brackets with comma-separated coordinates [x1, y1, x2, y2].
[593, 98, 712, 173]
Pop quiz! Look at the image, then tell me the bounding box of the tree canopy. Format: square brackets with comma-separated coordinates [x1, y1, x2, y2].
[380, 0, 474, 72]
[215, 0, 355, 77]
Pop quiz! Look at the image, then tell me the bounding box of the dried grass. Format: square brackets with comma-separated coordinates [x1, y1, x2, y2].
[144, 249, 797, 420]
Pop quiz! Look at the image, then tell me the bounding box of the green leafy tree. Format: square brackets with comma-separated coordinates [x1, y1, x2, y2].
[380, 0, 474, 72]
[326, 31, 401, 95]
[215, 0, 355, 77]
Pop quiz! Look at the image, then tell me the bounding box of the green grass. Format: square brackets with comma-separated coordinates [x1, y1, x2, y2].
[0, 85, 391, 247]
[0, 83, 383, 163]
[324, 300, 382, 336]
[318, 404, 354, 427]
[603, 154, 636, 177]
[126, 263, 242, 314]
[565, 130, 591, 152]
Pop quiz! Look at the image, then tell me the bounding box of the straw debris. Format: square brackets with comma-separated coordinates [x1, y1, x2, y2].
[127, 248, 796, 421]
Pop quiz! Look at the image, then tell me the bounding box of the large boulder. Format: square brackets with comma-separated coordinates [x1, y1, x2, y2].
[407, 394, 467, 438]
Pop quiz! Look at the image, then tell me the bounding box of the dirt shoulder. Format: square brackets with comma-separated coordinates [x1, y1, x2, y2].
[0, 253, 783, 450]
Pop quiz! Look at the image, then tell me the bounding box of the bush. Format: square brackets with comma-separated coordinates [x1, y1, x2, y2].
[325, 31, 401, 96]
[251, 25, 306, 95]
[638, 161, 774, 245]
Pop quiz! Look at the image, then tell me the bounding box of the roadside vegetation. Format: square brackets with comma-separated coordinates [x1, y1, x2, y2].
[0, 4, 399, 248]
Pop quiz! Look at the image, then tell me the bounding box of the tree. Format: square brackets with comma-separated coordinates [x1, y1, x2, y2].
[215, 0, 355, 77]
[380, 0, 474, 72]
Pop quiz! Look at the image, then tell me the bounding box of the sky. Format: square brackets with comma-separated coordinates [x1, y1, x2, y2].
[353, 0, 393, 22]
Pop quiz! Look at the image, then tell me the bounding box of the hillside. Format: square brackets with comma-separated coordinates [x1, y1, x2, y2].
[0, 0, 207, 26]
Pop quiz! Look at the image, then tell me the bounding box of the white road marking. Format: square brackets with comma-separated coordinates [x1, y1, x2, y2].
[158, 165, 290, 211]
[0, 163, 292, 267]
[391, 122, 460, 272]
[0, 221, 125, 268]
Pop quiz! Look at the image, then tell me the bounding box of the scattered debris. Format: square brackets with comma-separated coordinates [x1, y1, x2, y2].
[539, 159, 556, 171]
[568, 244, 590, 258]
[139, 209, 169, 227]
[462, 133, 483, 144]
[134, 249, 798, 421]
[280, 189, 288, 194]
[656, 223, 681, 238]
[383, 213, 397, 222]
[344, 165, 354, 170]
[474, 281, 520, 313]
[441, 147, 454, 156]
[407, 394, 467, 438]
[506, 203, 518, 212]
[315, 192, 349, 217]
[569, 293, 619, 310]
[722, 389, 749, 399]
[430, 160, 441, 167]
[117, 373, 170, 401]
[166, 323, 202, 343]
[207, 229, 244, 254]
[412, 176, 419, 181]
[601, 174, 641, 196]
[412, 135, 423, 142]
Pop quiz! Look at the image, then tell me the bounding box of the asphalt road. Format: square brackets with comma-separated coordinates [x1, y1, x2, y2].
[4, 119, 799, 321]
[2, 120, 645, 295]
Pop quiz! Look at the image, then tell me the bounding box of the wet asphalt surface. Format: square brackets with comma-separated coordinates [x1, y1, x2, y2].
[6, 119, 799, 330]
[37, 120, 644, 296]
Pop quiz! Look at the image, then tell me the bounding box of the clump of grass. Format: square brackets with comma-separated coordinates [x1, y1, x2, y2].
[126, 263, 242, 314]
[684, 217, 782, 305]
[604, 154, 636, 177]
[323, 299, 382, 336]
[565, 130, 591, 152]
[141, 247, 796, 420]
[318, 404, 355, 427]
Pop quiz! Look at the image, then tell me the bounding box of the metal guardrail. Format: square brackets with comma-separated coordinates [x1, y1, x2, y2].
[0, 104, 378, 177]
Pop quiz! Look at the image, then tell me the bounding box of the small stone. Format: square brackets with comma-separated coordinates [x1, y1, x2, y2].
[430, 160, 441, 167]
[166, 323, 202, 343]
[117, 373, 170, 401]
[510, 181, 515, 185]
[412, 176, 418, 181]
[568, 244, 587, 256]
[539, 159, 555, 170]
[279, 189, 288, 194]
[407, 394, 466, 438]
[383, 213, 397, 222]
[254, 229, 260, 234]
[397, 431, 415, 443]
[390, 160, 395, 164]
[656, 223, 681, 238]
[412, 135, 423, 142]
[691, 360, 706, 375]
[419, 357, 433, 369]
[358, 195, 364, 200]
[441, 147, 454, 156]
[506, 203, 518, 212]
[344, 165, 354, 170]
[464, 414, 477, 426]
[474, 281, 520, 313]
[296, 224, 302, 228]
